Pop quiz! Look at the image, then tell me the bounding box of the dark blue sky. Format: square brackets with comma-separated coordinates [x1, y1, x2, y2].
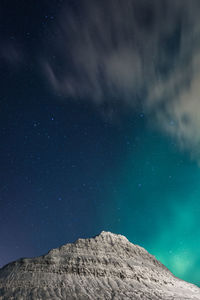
[1, 0, 200, 287]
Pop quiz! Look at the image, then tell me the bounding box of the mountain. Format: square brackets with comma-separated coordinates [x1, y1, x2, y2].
[0, 231, 199, 299]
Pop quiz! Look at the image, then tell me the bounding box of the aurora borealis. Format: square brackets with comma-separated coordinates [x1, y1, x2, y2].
[1, 0, 200, 287]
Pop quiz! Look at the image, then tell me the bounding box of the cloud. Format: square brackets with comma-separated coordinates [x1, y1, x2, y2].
[149, 53, 200, 161]
[0, 41, 24, 66]
[44, 0, 200, 162]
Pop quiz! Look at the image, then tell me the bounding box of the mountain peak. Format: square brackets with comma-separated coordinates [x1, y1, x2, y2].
[95, 230, 129, 241]
[98, 230, 118, 236]
[0, 232, 200, 299]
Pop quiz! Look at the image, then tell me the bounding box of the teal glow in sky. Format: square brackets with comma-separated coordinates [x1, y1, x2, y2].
[99, 128, 200, 286]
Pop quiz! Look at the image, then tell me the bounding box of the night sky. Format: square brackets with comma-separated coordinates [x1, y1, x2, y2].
[1, 0, 200, 287]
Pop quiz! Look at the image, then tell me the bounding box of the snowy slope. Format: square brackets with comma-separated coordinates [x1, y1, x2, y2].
[0, 231, 199, 299]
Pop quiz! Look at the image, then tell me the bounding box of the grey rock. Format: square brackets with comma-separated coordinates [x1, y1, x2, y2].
[0, 231, 200, 299]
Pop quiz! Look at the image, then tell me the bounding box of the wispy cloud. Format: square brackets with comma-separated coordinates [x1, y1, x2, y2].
[44, 0, 200, 162]
[0, 41, 24, 66]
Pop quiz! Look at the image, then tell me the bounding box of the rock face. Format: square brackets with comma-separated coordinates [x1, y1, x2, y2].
[0, 231, 200, 300]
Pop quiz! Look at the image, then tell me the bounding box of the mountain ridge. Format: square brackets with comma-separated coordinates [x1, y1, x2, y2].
[0, 231, 199, 299]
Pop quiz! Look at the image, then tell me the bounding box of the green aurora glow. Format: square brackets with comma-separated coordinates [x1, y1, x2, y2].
[99, 128, 200, 286]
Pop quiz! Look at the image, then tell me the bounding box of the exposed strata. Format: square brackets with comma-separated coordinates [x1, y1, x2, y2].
[0, 231, 200, 299]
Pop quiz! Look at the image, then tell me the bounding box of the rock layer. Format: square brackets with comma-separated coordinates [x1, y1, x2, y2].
[0, 231, 200, 299]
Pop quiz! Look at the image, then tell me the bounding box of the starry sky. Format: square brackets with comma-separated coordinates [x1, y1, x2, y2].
[1, 0, 200, 287]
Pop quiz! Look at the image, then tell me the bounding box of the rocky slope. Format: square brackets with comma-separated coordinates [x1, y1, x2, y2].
[0, 231, 199, 299]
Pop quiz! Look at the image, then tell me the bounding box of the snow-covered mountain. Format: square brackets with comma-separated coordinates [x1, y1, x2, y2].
[0, 231, 199, 299]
